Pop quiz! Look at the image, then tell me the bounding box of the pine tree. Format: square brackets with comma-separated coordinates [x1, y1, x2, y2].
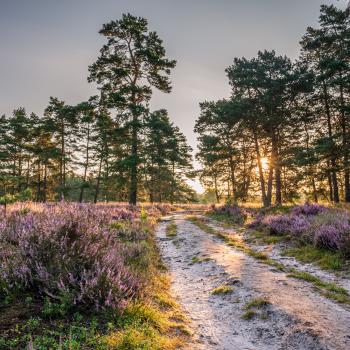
[88, 14, 176, 204]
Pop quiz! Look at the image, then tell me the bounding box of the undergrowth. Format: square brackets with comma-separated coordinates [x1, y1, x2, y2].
[0, 203, 189, 349]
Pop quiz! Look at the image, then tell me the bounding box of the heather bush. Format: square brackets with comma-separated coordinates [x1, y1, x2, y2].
[291, 203, 326, 217]
[309, 209, 350, 251]
[252, 204, 350, 256]
[0, 203, 144, 311]
[264, 214, 310, 236]
[314, 225, 342, 250]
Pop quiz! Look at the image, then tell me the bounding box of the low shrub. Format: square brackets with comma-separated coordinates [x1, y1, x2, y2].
[0, 203, 143, 311]
[264, 214, 310, 236]
[291, 203, 326, 217]
[251, 204, 350, 259]
[314, 225, 342, 250]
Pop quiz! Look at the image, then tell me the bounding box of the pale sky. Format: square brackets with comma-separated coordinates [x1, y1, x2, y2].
[0, 0, 347, 193]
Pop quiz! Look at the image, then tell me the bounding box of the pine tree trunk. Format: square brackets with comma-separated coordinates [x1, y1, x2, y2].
[60, 118, 65, 200]
[327, 160, 334, 202]
[266, 165, 273, 207]
[79, 124, 90, 203]
[25, 158, 30, 189]
[94, 157, 103, 204]
[129, 114, 138, 205]
[253, 131, 268, 206]
[214, 173, 220, 203]
[323, 83, 339, 202]
[36, 162, 41, 202]
[43, 163, 47, 202]
[228, 156, 237, 202]
[272, 133, 282, 205]
[312, 178, 318, 203]
[339, 79, 350, 202]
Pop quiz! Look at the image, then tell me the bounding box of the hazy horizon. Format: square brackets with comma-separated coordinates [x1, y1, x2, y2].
[1, 0, 347, 192]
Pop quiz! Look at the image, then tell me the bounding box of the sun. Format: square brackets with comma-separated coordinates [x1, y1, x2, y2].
[260, 157, 269, 171]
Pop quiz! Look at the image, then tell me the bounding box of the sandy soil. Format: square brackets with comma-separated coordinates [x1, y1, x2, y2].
[156, 212, 350, 350]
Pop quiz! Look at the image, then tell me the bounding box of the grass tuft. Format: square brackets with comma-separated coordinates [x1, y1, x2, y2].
[241, 310, 256, 320]
[166, 221, 177, 238]
[283, 245, 343, 271]
[241, 297, 270, 320]
[244, 297, 270, 310]
[211, 285, 234, 295]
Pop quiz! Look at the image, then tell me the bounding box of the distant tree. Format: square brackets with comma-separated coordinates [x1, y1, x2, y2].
[44, 97, 78, 200]
[143, 109, 193, 203]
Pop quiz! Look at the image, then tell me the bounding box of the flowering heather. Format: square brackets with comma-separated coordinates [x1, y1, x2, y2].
[0, 203, 159, 311]
[264, 214, 310, 236]
[309, 209, 350, 251]
[291, 203, 326, 217]
[252, 203, 350, 255]
[314, 225, 342, 250]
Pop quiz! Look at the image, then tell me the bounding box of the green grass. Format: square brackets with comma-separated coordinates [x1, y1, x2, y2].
[283, 245, 343, 271]
[211, 285, 234, 295]
[241, 310, 256, 320]
[244, 297, 270, 310]
[287, 270, 348, 294]
[166, 221, 177, 238]
[241, 297, 270, 320]
[287, 270, 350, 304]
[103, 287, 189, 350]
[248, 230, 287, 245]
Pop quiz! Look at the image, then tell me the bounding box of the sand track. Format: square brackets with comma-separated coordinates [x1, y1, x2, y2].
[156, 212, 350, 350]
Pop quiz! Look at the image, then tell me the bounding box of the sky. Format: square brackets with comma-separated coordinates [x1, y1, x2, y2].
[0, 0, 347, 193]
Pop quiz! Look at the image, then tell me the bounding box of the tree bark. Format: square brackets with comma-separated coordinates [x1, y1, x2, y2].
[323, 82, 339, 202]
[253, 130, 268, 206]
[272, 133, 282, 205]
[43, 163, 47, 203]
[228, 156, 237, 202]
[94, 157, 103, 204]
[339, 77, 350, 201]
[79, 123, 90, 203]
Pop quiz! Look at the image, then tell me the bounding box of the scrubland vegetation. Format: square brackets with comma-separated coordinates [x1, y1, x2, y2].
[0, 203, 189, 349]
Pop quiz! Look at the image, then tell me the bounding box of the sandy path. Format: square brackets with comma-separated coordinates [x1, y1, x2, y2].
[156, 212, 350, 350]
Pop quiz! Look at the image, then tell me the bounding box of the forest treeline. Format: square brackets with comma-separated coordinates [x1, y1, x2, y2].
[0, 14, 195, 204]
[196, 5, 350, 206]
